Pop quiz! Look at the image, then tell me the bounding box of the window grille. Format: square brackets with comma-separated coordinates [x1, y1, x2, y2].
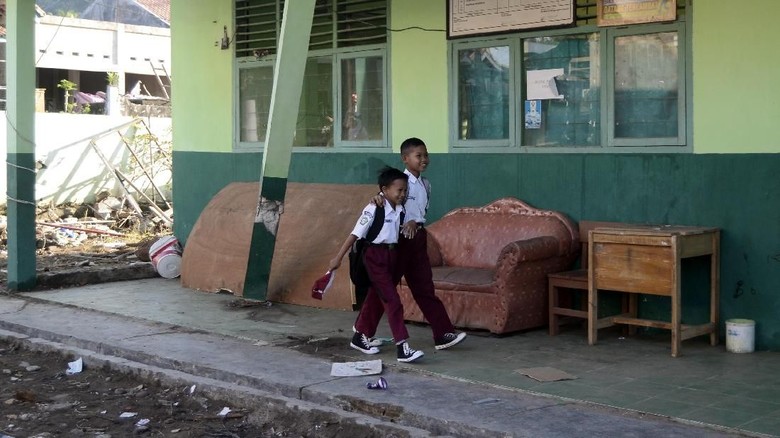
[235, 0, 387, 58]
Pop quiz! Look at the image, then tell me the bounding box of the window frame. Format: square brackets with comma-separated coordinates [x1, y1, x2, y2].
[449, 38, 516, 150]
[233, 1, 390, 152]
[449, 19, 692, 153]
[335, 48, 388, 149]
[607, 22, 687, 147]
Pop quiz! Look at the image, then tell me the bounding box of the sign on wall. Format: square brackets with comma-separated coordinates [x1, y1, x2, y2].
[448, 0, 574, 39]
[597, 0, 676, 27]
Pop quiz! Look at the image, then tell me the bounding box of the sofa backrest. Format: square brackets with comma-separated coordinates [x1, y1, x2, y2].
[427, 198, 578, 269]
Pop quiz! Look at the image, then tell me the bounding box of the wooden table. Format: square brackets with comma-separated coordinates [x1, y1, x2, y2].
[587, 226, 720, 357]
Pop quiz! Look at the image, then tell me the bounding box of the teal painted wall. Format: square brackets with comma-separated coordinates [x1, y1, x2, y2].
[174, 151, 780, 350]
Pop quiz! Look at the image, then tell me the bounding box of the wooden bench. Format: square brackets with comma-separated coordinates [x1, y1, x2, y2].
[548, 221, 632, 336]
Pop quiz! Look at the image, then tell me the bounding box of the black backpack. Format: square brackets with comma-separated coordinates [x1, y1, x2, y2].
[348, 206, 403, 309]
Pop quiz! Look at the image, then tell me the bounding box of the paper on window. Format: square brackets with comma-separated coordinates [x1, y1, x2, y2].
[527, 68, 564, 100]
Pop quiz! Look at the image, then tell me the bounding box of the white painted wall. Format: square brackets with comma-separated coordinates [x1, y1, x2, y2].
[35, 15, 171, 78]
[1, 112, 172, 206]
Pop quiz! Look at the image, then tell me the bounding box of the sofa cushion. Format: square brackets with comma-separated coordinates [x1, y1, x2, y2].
[430, 266, 495, 294]
[429, 213, 575, 269]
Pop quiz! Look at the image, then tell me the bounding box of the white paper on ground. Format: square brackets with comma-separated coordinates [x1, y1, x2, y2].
[66, 357, 83, 375]
[330, 359, 382, 377]
[119, 412, 138, 418]
[218, 407, 231, 416]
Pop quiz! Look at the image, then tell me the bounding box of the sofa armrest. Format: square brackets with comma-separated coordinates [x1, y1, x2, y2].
[496, 236, 560, 269]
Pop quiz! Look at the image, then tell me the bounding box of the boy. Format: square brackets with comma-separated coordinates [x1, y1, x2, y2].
[328, 167, 424, 363]
[364, 138, 466, 350]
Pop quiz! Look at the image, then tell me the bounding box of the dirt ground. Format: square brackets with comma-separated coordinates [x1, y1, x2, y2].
[0, 241, 398, 437]
[1, 337, 394, 438]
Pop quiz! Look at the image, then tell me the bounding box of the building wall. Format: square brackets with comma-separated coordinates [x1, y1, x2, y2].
[692, 0, 780, 153]
[170, 1, 780, 349]
[0, 112, 171, 205]
[388, 0, 448, 153]
[35, 16, 171, 76]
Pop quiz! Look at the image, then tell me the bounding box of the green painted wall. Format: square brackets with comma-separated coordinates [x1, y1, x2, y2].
[693, 1, 780, 153]
[174, 151, 780, 349]
[170, 0, 233, 153]
[389, 0, 448, 152]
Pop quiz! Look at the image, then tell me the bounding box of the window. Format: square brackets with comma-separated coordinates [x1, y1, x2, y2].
[235, 0, 388, 150]
[450, 3, 688, 151]
[610, 29, 684, 145]
[456, 44, 511, 145]
[522, 33, 600, 147]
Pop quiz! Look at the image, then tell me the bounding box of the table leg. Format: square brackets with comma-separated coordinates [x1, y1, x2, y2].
[627, 293, 638, 336]
[710, 231, 720, 346]
[588, 283, 598, 346]
[671, 236, 682, 357]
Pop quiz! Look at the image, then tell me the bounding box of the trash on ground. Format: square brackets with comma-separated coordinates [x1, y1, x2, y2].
[119, 412, 138, 418]
[66, 357, 83, 375]
[217, 407, 231, 416]
[366, 377, 388, 390]
[515, 367, 577, 382]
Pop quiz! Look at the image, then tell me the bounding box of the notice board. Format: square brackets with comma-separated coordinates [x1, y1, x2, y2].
[448, 0, 574, 39]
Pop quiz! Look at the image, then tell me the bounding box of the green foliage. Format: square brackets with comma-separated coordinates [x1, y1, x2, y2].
[107, 72, 119, 86]
[57, 79, 77, 91]
[58, 79, 78, 113]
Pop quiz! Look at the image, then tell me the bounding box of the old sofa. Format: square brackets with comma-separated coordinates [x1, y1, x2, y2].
[399, 198, 579, 334]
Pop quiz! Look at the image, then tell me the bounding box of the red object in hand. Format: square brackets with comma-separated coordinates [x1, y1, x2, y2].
[311, 271, 335, 300]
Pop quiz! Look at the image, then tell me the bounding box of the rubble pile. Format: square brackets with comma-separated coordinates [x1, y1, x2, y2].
[0, 196, 173, 290]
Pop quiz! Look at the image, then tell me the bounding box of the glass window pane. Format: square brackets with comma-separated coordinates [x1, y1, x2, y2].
[341, 56, 383, 142]
[239, 65, 274, 142]
[457, 46, 510, 140]
[295, 57, 333, 147]
[614, 32, 678, 139]
[522, 34, 600, 147]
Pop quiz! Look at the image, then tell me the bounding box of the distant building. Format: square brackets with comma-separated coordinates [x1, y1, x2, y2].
[0, 0, 171, 113]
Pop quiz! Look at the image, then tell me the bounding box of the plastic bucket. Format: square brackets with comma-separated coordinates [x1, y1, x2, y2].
[149, 236, 182, 279]
[725, 319, 755, 353]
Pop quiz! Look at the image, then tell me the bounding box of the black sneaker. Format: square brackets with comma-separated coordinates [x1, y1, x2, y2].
[352, 325, 384, 347]
[434, 332, 467, 350]
[350, 331, 380, 355]
[396, 341, 424, 363]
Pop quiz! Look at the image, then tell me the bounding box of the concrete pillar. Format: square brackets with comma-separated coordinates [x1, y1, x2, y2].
[243, 0, 315, 300]
[5, 0, 37, 290]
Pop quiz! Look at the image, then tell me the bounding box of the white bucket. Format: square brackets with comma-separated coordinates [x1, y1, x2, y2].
[725, 319, 755, 353]
[149, 236, 182, 279]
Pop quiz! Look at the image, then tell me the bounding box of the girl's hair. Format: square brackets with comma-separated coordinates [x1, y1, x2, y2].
[377, 166, 408, 189]
[400, 137, 426, 155]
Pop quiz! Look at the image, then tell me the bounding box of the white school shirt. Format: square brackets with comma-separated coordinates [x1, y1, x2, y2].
[350, 199, 404, 244]
[403, 169, 430, 224]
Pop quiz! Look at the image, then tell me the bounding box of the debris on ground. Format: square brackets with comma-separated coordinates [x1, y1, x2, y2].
[0, 339, 393, 437]
[0, 195, 174, 292]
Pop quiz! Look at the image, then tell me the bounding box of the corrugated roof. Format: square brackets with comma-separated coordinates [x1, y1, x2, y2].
[135, 0, 169, 24]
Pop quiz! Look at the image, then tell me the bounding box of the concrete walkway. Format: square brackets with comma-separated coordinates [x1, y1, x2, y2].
[0, 278, 773, 437]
